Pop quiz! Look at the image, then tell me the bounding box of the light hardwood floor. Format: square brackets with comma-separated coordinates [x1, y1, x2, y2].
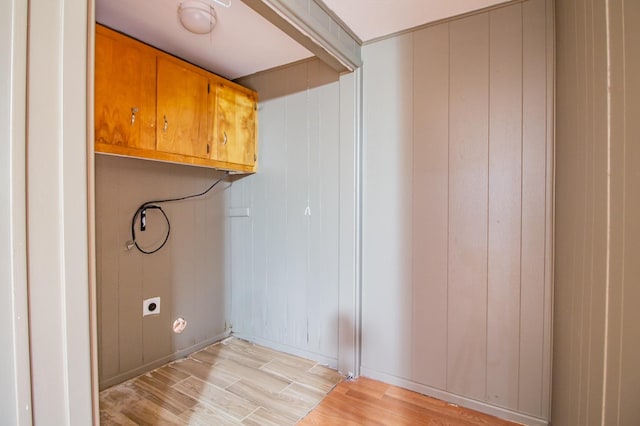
[101, 338, 518, 425]
[299, 377, 519, 426]
[99, 337, 343, 425]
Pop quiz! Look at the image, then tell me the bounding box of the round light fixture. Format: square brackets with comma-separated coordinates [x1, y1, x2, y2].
[178, 0, 217, 34]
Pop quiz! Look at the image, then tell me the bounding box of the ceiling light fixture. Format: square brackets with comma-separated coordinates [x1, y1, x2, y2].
[178, 0, 231, 35]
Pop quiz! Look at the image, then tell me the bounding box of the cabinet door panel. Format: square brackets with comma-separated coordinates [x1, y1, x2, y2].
[156, 57, 210, 159]
[215, 84, 257, 166]
[95, 27, 156, 150]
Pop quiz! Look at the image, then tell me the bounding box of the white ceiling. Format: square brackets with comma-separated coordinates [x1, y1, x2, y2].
[321, 0, 512, 42]
[96, 0, 312, 80]
[96, 0, 512, 80]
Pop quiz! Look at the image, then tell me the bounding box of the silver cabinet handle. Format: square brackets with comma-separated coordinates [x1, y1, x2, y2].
[223, 131, 227, 145]
[131, 107, 138, 125]
[163, 115, 168, 132]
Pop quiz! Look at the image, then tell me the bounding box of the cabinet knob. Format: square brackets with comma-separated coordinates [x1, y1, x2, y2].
[223, 131, 227, 145]
[131, 107, 138, 126]
[163, 115, 168, 132]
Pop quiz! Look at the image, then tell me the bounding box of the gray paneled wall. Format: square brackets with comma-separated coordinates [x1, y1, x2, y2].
[361, 0, 553, 424]
[554, 0, 640, 424]
[231, 58, 341, 365]
[96, 155, 230, 388]
[1, 0, 30, 421]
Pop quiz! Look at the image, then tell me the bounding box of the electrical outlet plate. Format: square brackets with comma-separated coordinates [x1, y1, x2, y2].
[143, 297, 161, 317]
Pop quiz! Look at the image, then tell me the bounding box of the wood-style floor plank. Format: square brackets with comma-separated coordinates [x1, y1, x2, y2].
[100, 338, 519, 426]
[99, 337, 342, 425]
[242, 407, 299, 426]
[132, 375, 198, 415]
[172, 376, 257, 420]
[216, 358, 291, 393]
[120, 397, 185, 426]
[279, 382, 326, 407]
[153, 365, 190, 384]
[226, 338, 317, 370]
[261, 359, 338, 393]
[299, 377, 519, 426]
[225, 379, 310, 421]
[170, 358, 240, 389]
[176, 403, 240, 426]
[309, 364, 344, 383]
[203, 342, 270, 369]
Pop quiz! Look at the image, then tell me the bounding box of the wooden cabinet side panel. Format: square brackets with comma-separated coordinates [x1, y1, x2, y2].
[95, 26, 156, 151]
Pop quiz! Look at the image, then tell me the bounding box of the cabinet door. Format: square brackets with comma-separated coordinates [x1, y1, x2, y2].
[156, 57, 211, 159]
[95, 26, 156, 150]
[215, 83, 257, 167]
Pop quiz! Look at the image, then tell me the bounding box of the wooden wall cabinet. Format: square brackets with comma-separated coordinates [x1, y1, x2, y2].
[95, 24, 258, 173]
[156, 56, 210, 159]
[95, 25, 157, 152]
[215, 83, 257, 167]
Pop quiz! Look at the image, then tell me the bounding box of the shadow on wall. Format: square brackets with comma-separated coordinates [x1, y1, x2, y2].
[236, 57, 339, 102]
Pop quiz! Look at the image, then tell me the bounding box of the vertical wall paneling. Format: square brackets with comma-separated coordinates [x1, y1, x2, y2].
[520, 0, 548, 416]
[603, 2, 625, 421]
[307, 60, 341, 357]
[412, 23, 449, 390]
[97, 160, 121, 379]
[555, 0, 640, 424]
[361, 34, 414, 379]
[362, 1, 553, 423]
[284, 87, 310, 348]
[307, 69, 322, 352]
[194, 189, 228, 342]
[447, 13, 490, 400]
[229, 168, 255, 336]
[617, 3, 640, 423]
[586, 4, 609, 424]
[143, 206, 174, 359]
[541, 2, 555, 418]
[553, 0, 608, 424]
[0, 0, 31, 421]
[245, 109, 269, 341]
[112, 164, 143, 373]
[231, 58, 342, 365]
[27, 0, 92, 421]
[337, 69, 361, 377]
[569, 1, 590, 422]
[261, 95, 288, 343]
[552, 0, 578, 422]
[487, 3, 523, 410]
[96, 156, 230, 388]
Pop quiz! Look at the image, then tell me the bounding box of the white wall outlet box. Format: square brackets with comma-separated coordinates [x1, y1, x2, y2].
[143, 297, 160, 317]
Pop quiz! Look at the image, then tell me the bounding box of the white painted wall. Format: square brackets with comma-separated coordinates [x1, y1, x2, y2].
[27, 0, 94, 423]
[360, 1, 553, 425]
[0, 0, 31, 424]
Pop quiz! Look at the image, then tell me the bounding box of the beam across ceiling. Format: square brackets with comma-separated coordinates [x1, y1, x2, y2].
[241, 0, 362, 73]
